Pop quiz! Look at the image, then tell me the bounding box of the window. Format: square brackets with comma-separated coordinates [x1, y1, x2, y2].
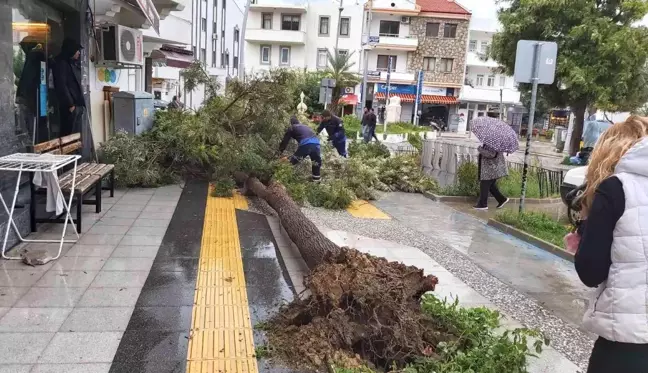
[469, 40, 477, 52]
[377, 55, 397, 71]
[379, 20, 399, 36]
[477, 104, 487, 111]
[339, 17, 350, 36]
[476, 74, 484, 86]
[281, 14, 300, 31]
[459, 103, 468, 109]
[262, 13, 272, 29]
[221, 52, 225, 67]
[425, 22, 440, 37]
[201, 48, 206, 62]
[423, 57, 435, 71]
[225, 51, 230, 66]
[213, 22, 218, 33]
[201, 17, 207, 31]
[480, 41, 489, 53]
[317, 49, 328, 69]
[443, 23, 457, 38]
[222, 0, 226, 8]
[212, 51, 217, 67]
[319, 16, 330, 36]
[280, 46, 291, 65]
[192, 46, 196, 57]
[487, 75, 495, 87]
[440, 58, 453, 72]
[499, 76, 506, 87]
[233, 56, 239, 68]
[260, 45, 271, 64]
[234, 28, 240, 41]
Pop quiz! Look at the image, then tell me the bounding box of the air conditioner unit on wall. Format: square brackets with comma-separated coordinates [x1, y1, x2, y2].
[97, 24, 144, 68]
[401, 16, 411, 24]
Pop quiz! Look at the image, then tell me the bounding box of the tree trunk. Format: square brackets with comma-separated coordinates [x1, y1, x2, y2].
[569, 103, 587, 156]
[243, 175, 341, 269]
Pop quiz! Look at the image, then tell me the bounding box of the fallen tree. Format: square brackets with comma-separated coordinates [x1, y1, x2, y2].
[236, 172, 441, 369]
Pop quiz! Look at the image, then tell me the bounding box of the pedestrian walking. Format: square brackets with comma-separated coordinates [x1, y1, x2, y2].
[279, 116, 322, 182]
[474, 144, 509, 210]
[317, 109, 347, 157]
[573, 116, 648, 373]
[364, 108, 379, 143]
[168, 95, 184, 110]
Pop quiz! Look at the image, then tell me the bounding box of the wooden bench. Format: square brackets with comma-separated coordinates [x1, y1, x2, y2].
[30, 133, 115, 232]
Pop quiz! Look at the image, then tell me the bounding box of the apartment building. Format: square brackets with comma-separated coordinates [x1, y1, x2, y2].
[243, 0, 364, 73]
[364, 0, 470, 126]
[457, 17, 521, 131]
[187, 0, 244, 108]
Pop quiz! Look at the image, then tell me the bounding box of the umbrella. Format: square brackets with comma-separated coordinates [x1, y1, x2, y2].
[470, 117, 519, 153]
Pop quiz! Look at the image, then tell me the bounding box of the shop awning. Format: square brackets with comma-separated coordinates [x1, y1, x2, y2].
[150, 45, 194, 68]
[339, 94, 359, 105]
[374, 93, 458, 105]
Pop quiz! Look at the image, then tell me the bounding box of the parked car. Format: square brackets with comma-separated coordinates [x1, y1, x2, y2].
[560, 166, 587, 225]
[153, 99, 169, 110]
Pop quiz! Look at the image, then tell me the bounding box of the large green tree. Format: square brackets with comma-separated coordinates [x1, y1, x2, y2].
[324, 49, 361, 115]
[491, 0, 648, 154]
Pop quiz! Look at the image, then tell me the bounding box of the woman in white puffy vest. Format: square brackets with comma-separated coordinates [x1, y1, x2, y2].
[575, 115, 648, 372]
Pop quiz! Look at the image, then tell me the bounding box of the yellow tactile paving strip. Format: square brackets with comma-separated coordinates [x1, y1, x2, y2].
[186, 191, 257, 373]
[346, 200, 391, 220]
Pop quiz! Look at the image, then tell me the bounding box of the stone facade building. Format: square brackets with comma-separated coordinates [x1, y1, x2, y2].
[408, 15, 469, 85]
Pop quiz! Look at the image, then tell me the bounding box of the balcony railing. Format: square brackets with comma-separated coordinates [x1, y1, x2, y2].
[371, 35, 418, 51]
[245, 29, 306, 44]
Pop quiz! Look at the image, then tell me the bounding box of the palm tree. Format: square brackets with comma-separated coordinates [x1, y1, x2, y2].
[324, 49, 360, 115]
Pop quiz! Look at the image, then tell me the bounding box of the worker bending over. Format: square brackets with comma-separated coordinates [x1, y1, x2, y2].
[317, 109, 347, 157]
[279, 116, 322, 182]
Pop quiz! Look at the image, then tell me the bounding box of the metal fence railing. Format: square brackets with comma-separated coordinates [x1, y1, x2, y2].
[507, 162, 563, 198]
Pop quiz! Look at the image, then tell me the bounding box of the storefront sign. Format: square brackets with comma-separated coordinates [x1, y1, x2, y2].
[422, 86, 447, 96]
[376, 83, 415, 94]
[368, 36, 380, 45]
[377, 83, 448, 96]
[367, 71, 381, 77]
[39, 61, 47, 117]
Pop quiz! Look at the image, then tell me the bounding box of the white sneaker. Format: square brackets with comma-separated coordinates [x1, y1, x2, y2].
[497, 198, 510, 209]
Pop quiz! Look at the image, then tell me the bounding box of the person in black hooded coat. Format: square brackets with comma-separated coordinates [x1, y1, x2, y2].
[53, 38, 84, 136]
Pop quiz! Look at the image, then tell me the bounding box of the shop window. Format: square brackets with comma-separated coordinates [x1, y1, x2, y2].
[12, 1, 65, 142]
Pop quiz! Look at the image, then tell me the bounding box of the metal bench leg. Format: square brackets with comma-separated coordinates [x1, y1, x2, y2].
[29, 173, 36, 233]
[110, 170, 115, 198]
[95, 182, 102, 213]
[76, 192, 83, 233]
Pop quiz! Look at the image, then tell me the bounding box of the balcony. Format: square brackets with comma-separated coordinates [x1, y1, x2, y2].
[248, 3, 307, 13]
[466, 51, 499, 68]
[371, 35, 418, 51]
[245, 29, 306, 45]
[366, 70, 415, 83]
[460, 85, 521, 105]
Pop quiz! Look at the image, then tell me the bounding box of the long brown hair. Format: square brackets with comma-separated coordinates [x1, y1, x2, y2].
[582, 115, 648, 216]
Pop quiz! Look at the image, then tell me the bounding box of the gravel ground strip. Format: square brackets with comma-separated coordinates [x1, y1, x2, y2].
[248, 197, 593, 371]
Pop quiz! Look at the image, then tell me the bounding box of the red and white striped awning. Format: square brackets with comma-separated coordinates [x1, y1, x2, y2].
[374, 93, 458, 105]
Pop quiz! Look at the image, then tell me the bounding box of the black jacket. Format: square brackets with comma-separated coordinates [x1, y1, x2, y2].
[317, 115, 345, 140]
[16, 40, 46, 114]
[53, 39, 84, 109]
[279, 123, 317, 152]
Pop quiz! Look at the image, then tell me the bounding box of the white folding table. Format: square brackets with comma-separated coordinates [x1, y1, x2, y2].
[0, 153, 81, 260]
